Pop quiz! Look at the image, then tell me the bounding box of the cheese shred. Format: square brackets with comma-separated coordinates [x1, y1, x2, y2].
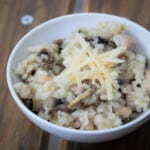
[55, 35, 126, 102]
[67, 88, 92, 109]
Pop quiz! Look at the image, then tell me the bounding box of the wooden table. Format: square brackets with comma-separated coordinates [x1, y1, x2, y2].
[1, 0, 150, 149]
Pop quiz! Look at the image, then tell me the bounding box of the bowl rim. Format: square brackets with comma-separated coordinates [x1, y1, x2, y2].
[6, 12, 150, 135]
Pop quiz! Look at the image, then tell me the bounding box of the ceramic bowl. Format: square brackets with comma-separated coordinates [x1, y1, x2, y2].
[6, 13, 150, 142]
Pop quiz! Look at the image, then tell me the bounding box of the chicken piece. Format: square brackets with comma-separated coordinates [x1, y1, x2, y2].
[14, 82, 33, 99]
[20, 86, 33, 99]
[114, 105, 132, 119]
[34, 69, 51, 84]
[144, 70, 150, 95]
[112, 34, 135, 50]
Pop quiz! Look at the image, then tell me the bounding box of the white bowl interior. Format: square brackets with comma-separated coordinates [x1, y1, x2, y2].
[7, 13, 150, 142]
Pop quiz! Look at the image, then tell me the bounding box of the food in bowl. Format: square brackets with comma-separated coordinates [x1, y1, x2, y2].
[14, 22, 150, 130]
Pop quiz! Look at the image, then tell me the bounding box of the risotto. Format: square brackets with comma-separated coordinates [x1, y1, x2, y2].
[14, 22, 150, 130]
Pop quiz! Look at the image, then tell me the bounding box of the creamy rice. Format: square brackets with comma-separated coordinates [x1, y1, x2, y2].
[14, 22, 150, 130]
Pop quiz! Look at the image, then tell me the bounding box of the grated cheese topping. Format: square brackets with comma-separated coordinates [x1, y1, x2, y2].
[54, 33, 126, 102]
[67, 88, 92, 109]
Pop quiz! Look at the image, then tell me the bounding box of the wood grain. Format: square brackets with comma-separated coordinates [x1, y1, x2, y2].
[0, 0, 74, 149]
[1, 0, 150, 150]
[83, 0, 150, 30]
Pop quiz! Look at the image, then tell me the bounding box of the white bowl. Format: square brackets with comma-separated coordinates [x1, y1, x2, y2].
[6, 13, 150, 142]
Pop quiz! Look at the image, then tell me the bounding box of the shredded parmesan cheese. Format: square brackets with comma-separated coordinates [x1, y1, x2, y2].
[67, 88, 92, 109]
[55, 35, 125, 101]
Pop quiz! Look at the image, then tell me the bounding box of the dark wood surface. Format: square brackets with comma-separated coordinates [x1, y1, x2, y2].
[0, 0, 150, 149]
